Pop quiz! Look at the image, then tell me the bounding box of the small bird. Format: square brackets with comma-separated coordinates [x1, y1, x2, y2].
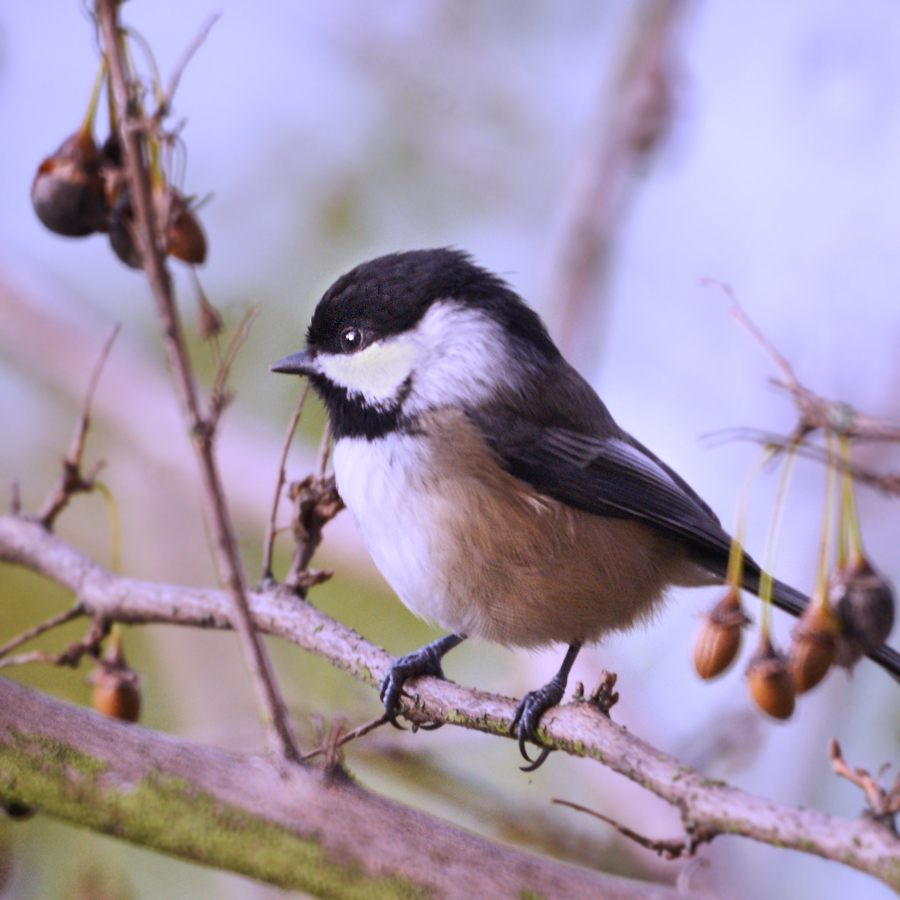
[273, 248, 900, 768]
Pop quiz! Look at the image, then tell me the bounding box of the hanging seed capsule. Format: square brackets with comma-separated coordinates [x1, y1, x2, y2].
[693, 587, 749, 680]
[789, 597, 838, 694]
[163, 190, 207, 265]
[31, 129, 109, 236]
[107, 188, 142, 269]
[832, 555, 895, 668]
[91, 668, 142, 722]
[89, 633, 141, 722]
[746, 633, 795, 720]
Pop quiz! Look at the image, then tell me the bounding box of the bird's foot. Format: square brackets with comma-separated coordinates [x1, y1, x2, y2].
[510, 674, 567, 772]
[380, 636, 462, 729]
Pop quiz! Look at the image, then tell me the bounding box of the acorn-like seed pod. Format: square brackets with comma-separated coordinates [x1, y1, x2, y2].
[89, 633, 141, 723]
[832, 555, 895, 668]
[789, 598, 838, 694]
[91, 669, 142, 722]
[31, 129, 109, 237]
[164, 190, 207, 265]
[746, 633, 795, 720]
[693, 587, 749, 680]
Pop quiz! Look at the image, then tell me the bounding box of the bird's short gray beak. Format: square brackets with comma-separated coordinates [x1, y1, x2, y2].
[271, 350, 317, 376]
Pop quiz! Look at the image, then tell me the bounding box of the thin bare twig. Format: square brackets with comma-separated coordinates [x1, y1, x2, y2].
[552, 799, 703, 859]
[208, 305, 260, 428]
[37, 323, 121, 528]
[0, 614, 107, 670]
[705, 279, 900, 442]
[96, 0, 299, 763]
[0, 603, 85, 662]
[300, 713, 390, 762]
[704, 427, 900, 497]
[160, 12, 221, 115]
[260, 380, 310, 583]
[315, 419, 333, 480]
[830, 739, 900, 831]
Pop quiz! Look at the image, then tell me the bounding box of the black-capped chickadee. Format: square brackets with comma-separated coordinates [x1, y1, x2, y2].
[273, 248, 900, 767]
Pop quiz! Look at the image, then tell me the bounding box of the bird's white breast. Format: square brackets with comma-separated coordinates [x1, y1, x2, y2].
[332, 434, 452, 626]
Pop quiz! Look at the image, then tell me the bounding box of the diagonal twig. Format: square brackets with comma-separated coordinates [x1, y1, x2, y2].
[37, 323, 121, 528]
[160, 12, 222, 115]
[0, 614, 108, 671]
[552, 799, 705, 860]
[705, 279, 900, 442]
[299, 713, 390, 762]
[830, 739, 900, 830]
[260, 380, 310, 584]
[96, 0, 299, 763]
[208, 305, 260, 428]
[0, 602, 85, 662]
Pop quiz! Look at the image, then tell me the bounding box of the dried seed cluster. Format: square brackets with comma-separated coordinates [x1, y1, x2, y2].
[693, 445, 894, 722]
[31, 66, 207, 268]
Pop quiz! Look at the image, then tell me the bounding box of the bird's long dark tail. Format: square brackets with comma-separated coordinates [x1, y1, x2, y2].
[740, 561, 900, 682]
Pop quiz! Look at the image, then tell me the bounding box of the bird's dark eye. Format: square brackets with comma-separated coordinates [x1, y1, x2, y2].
[340, 326, 367, 354]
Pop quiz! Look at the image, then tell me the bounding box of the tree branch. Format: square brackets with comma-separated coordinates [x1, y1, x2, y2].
[707, 279, 900, 442]
[2, 514, 899, 891]
[545, 0, 683, 359]
[0, 675, 683, 900]
[95, 0, 299, 762]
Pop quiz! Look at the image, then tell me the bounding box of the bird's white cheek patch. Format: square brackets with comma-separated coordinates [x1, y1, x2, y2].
[317, 338, 418, 405]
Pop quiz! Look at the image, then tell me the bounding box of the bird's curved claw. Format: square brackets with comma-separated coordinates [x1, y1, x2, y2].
[510, 678, 567, 772]
[412, 719, 444, 732]
[379, 646, 448, 729]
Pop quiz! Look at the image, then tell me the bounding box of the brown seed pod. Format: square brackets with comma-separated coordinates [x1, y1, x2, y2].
[91, 669, 142, 722]
[693, 588, 749, 680]
[89, 634, 141, 723]
[164, 190, 207, 265]
[746, 633, 795, 720]
[31, 129, 109, 237]
[789, 599, 838, 694]
[831, 555, 895, 668]
[107, 188, 142, 269]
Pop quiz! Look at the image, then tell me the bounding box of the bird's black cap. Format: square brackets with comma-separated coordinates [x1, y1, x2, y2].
[305, 248, 560, 361]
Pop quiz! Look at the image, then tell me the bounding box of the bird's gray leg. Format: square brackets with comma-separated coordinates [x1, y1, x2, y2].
[510, 641, 582, 771]
[380, 633, 465, 729]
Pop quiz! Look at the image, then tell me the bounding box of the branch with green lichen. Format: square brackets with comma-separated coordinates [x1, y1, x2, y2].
[2, 513, 899, 893]
[0, 675, 682, 900]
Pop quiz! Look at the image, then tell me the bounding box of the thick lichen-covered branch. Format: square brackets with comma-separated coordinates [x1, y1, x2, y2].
[0, 675, 682, 900]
